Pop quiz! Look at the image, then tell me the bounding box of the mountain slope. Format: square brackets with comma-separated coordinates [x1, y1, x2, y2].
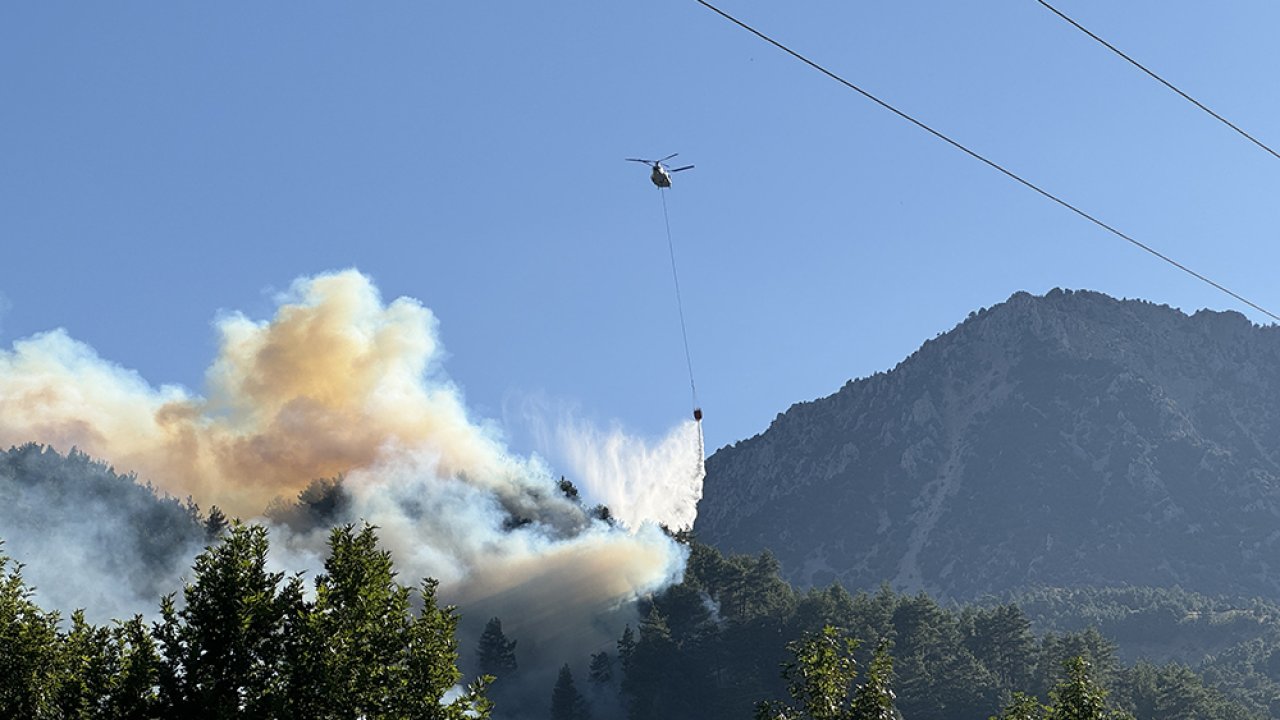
[0, 443, 206, 620]
[695, 289, 1280, 599]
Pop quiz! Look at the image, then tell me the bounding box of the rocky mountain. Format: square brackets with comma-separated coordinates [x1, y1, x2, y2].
[695, 289, 1280, 600]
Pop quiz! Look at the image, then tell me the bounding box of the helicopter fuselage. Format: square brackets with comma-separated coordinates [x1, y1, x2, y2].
[650, 165, 673, 188]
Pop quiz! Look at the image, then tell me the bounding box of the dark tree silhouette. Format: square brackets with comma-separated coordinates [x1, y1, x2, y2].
[477, 617, 519, 678]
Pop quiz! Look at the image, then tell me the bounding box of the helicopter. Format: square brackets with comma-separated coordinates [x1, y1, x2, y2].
[626, 153, 694, 188]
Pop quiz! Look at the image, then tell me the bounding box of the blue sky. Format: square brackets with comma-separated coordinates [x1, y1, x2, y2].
[3, 1, 1279, 458]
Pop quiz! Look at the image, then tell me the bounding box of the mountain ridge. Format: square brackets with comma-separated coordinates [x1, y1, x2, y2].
[695, 288, 1280, 599]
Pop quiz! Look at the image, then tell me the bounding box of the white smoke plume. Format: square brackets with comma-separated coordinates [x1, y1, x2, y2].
[0, 269, 704, 662]
[550, 416, 705, 531]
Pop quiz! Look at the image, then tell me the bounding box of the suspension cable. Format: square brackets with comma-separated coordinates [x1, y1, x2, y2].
[660, 187, 701, 417]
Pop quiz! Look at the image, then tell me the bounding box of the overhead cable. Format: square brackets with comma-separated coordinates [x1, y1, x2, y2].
[1037, 0, 1280, 163]
[693, 0, 1280, 323]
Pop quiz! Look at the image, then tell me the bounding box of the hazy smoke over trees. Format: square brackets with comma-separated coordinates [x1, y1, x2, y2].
[0, 444, 205, 623]
[0, 269, 705, 673]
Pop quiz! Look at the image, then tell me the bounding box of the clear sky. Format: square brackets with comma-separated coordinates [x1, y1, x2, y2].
[3, 1, 1279, 459]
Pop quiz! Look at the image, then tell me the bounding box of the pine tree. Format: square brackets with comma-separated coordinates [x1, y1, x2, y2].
[203, 505, 229, 542]
[622, 610, 678, 720]
[616, 625, 636, 673]
[1047, 657, 1134, 720]
[476, 617, 518, 678]
[551, 664, 592, 720]
[970, 604, 1036, 691]
[1150, 665, 1211, 720]
[588, 652, 614, 685]
[993, 692, 1047, 720]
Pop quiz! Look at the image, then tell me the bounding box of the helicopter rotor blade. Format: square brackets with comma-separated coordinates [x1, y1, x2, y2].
[670, 165, 695, 173]
[659, 153, 679, 163]
[625, 158, 655, 164]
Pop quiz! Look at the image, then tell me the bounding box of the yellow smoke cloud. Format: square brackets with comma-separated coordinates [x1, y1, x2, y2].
[0, 270, 521, 515]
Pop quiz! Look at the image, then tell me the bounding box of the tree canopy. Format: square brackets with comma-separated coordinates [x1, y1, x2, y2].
[0, 524, 489, 720]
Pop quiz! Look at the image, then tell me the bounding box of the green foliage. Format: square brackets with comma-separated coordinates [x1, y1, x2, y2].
[296, 524, 488, 719]
[154, 521, 300, 717]
[1013, 585, 1280, 718]
[754, 625, 899, 720]
[686, 545, 796, 623]
[404, 579, 492, 720]
[1013, 586, 1274, 666]
[0, 523, 488, 720]
[769, 626, 861, 720]
[105, 616, 163, 719]
[891, 592, 997, 718]
[312, 524, 416, 713]
[991, 657, 1135, 720]
[1111, 661, 1251, 720]
[0, 551, 62, 719]
[992, 692, 1046, 720]
[849, 641, 897, 720]
[1046, 657, 1132, 720]
[2, 516, 1272, 720]
[621, 608, 679, 720]
[0, 550, 167, 720]
[1029, 629, 1117, 698]
[612, 542, 1258, 720]
[967, 604, 1036, 691]
[52, 610, 115, 718]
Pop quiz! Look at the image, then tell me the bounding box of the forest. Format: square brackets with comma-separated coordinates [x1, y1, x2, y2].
[1, 522, 489, 719]
[2, 518, 1272, 720]
[8, 445, 1280, 719]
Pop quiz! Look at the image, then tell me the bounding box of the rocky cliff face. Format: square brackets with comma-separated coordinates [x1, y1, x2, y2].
[695, 289, 1280, 599]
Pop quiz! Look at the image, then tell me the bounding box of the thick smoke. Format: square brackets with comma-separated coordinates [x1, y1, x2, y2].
[0, 269, 705, 668]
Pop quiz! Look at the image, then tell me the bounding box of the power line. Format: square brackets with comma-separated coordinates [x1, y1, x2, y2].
[693, 0, 1280, 323]
[1037, 0, 1280, 163]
